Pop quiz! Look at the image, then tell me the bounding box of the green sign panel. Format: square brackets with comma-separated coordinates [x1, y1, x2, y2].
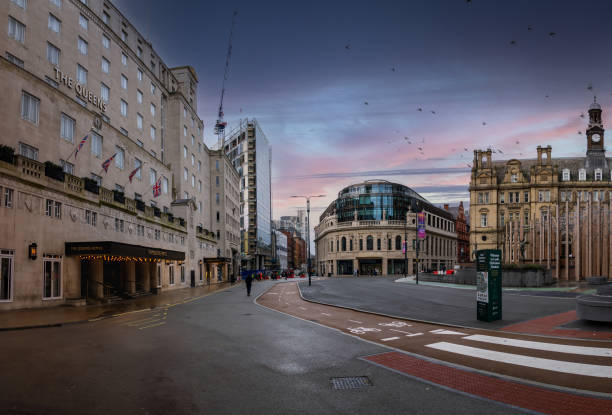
[476, 249, 502, 322]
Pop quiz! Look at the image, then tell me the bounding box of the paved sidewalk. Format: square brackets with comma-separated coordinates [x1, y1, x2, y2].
[0, 281, 236, 330]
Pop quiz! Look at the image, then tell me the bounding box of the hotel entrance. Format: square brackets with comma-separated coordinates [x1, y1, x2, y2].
[66, 241, 185, 301]
[358, 258, 382, 276]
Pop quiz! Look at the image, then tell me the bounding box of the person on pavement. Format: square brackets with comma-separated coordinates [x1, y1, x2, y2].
[245, 273, 253, 296]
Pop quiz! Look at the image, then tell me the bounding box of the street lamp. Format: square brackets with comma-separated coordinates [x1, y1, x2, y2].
[291, 194, 326, 286]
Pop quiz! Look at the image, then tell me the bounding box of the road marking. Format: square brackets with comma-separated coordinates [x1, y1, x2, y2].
[378, 321, 412, 328]
[348, 327, 381, 334]
[463, 334, 612, 357]
[348, 320, 363, 324]
[138, 321, 166, 330]
[126, 317, 164, 327]
[405, 333, 424, 337]
[321, 312, 331, 316]
[267, 292, 278, 295]
[430, 329, 467, 335]
[299, 307, 307, 310]
[381, 337, 401, 342]
[390, 329, 416, 334]
[426, 342, 612, 378]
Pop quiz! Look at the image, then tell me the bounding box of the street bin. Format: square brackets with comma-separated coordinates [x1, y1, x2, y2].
[476, 249, 502, 322]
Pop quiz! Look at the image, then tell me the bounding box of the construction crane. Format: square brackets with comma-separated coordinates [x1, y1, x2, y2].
[215, 11, 238, 150]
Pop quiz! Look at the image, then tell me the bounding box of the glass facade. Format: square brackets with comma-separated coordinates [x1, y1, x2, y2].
[322, 181, 450, 222]
[255, 123, 272, 254]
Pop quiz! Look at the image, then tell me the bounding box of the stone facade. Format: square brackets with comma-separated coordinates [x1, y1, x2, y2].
[469, 100, 612, 281]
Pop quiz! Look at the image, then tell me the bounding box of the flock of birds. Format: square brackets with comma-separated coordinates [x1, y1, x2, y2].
[342, 3, 600, 171]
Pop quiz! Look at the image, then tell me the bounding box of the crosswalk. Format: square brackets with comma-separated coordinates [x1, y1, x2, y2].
[92, 308, 169, 330]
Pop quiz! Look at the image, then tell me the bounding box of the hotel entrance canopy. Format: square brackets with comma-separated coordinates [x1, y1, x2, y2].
[65, 241, 185, 261]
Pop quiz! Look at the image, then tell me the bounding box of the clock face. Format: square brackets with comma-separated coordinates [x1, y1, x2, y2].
[592, 133, 601, 143]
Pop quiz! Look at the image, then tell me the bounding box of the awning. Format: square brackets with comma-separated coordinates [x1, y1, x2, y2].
[65, 241, 185, 261]
[202, 257, 231, 264]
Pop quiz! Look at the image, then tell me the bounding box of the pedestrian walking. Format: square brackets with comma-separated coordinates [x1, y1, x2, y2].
[245, 273, 253, 296]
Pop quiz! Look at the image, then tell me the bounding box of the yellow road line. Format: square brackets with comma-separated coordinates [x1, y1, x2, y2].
[125, 316, 164, 326]
[139, 321, 166, 330]
[112, 308, 152, 317]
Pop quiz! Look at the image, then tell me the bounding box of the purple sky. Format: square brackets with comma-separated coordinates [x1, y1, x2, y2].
[117, 0, 612, 223]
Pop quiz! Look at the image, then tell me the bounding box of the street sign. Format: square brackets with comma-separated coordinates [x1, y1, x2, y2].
[417, 212, 426, 239]
[476, 249, 502, 322]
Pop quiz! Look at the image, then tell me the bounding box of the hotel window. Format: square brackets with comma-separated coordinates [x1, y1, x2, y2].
[115, 218, 124, 232]
[48, 14, 61, 33]
[100, 83, 109, 102]
[47, 42, 60, 65]
[137, 68, 143, 81]
[480, 213, 487, 227]
[499, 212, 505, 227]
[198, 201, 202, 211]
[524, 191, 529, 203]
[191, 154, 195, 166]
[595, 168, 603, 181]
[120, 127, 128, 136]
[150, 83, 156, 95]
[150, 125, 156, 141]
[133, 158, 142, 180]
[45, 199, 61, 218]
[137, 89, 143, 104]
[19, 142, 37, 160]
[77, 64, 87, 84]
[115, 146, 124, 169]
[91, 132, 102, 157]
[198, 160, 201, 172]
[198, 143, 202, 153]
[215, 176, 219, 186]
[85, 210, 97, 226]
[101, 57, 110, 74]
[8, 16, 25, 43]
[43, 256, 62, 299]
[102, 11, 110, 24]
[79, 14, 88, 30]
[184, 191, 188, 198]
[169, 265, 175, 285]
[183, 106, 187, 118]
[216, 193, 220, 204]
[180, 265, 185, 283]
[150, 168, 156, 185]
[524, 211, 529, 225]
[191, 174, 195, 188]
[150, 103, 156, 117]
[215, 160, 219, 171]
[5, 52, 23, 67]
[198, 180, 202, 192]
[120, 100, 127, 117]
[3, 188, 14, 208]
[78, 37, 88, 55]
[121, 29, 127, 42]
[90, 173, 101, 186]
[21, 91, 39, 124]
[594, 191, 599, 202]
[121, 74, 128, 90]
[191, 135, 195, 146]
[102, 34, 110, 49]
[561, 191, 566, 202]
[121, 53, 128, 66]
[137, 46, 142, 58]
[183, 145, 188, 159]
[136, 113, 143, 130]
[162, 177, 168, 194]
[50, 0, 61, 7]
[499, 192, 505, 203]
[136, 140, 143, 147]
[60, 114, 74, 142]
[562, 169, 570, 181]
[579, 168, 586, 181]
[80, 0, 87, 5]
[183, 168, 188, 181]
[11, 0, 26, 9]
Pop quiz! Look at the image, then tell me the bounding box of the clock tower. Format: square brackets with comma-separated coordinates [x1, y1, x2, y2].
[585, 97, 607, 169]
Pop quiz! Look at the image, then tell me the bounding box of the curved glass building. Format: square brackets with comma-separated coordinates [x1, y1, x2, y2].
[315, 180, 457, 276]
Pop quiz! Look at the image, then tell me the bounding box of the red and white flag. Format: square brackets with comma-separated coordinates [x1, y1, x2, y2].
[128, 165, 141, 183]
[74, 135, 88, 158]
[152, 177, 162, 197]
[101, 153, 116, 173]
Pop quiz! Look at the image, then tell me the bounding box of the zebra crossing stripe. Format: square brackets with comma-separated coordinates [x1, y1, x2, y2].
[463, 334, 612, 357]
[426, 342, 612, 378]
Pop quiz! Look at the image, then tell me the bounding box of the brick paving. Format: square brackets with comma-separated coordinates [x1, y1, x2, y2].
[364, 351, 612, 415]
[502, 311, 612, 340]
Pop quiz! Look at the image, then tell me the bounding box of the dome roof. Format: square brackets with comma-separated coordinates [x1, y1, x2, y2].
[589, 101, 601, 110]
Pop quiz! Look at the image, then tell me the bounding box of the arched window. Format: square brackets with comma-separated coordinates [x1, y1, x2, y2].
[350, 239, 353, 251]
[359, 239, 363, 250]
[330, 240, 333, 252]
[562, 168, 570, 181]
[366, 235, 373, 250]
[341, 237, 346, 251]
[377, 238, 381, 250]
[395, 235, 402, 250]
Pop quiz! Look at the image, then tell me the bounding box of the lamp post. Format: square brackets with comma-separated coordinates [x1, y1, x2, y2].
[291, 194, 326, 286]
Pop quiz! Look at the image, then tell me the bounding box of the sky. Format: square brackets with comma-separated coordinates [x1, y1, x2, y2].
[116, 0, 612, 229]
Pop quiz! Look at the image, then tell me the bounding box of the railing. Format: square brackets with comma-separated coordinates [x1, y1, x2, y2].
[388, 220, 406, 225]
[125, 198, 136, 213]
[100, 187, 114, 204]
[359, 220, 380, 226]
[64, 174, 83, 193]
[336, 222, 352, 227]
[17, 156, 42, 179]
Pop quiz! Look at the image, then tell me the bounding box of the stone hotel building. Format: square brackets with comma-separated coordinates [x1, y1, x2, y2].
[0, 0, 239, 309]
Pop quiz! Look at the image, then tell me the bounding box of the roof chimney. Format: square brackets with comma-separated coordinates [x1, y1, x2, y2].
[444, 204, 449, 211]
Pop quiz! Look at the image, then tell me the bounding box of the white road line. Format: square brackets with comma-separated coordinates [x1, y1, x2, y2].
[299, 307, 307, 310]
[405, 333, 424, 337]
[390, 329, 413, 334]
[349, 320, 363, 324]
[463, 334, 612, 357]
[430, 329, 467, 335]
[321, 312, 331, 316]
[381, 337, 401, 342]
[426, 342, 612, 378]
[138, 321, 166, 330]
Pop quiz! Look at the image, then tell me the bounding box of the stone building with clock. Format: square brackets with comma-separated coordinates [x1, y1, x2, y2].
[469, 99, 612, 281]
[0, 0, 240, 309]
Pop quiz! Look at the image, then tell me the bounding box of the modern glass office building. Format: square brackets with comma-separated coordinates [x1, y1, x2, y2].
[315, 180, 457, 276]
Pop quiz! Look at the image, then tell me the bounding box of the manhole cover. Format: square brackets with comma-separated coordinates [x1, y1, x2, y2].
[242, 313, 252, 316]
[330, 376, 372, 390]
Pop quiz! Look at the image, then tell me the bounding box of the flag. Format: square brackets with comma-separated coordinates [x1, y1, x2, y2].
[128, 165, 141, 183]
[74, 135, 88, 158]
[101, 153, 116, 173]
[152, 177, 162, 197]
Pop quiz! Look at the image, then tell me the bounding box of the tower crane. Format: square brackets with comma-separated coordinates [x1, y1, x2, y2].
[215, 11, 238, 149]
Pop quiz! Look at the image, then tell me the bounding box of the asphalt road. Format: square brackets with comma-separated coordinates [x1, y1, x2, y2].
[0, 280, 523, 415]
[299, 277, 577, 329]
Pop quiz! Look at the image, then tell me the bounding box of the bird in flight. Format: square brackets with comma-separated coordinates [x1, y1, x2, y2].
[515, 141, 520, 144]
[364, 101, 369, 105]
[431, 110, 436, 114]
[578, 131, 583, 135]
[587, 84, 593, 91]
[464, 147, 468, 151]
[580, 113, 585, 118]
[545, 95, 549, 98]
[390, 67, 396, 72]
[527, 25, 533, 31]
[417, 107, 423, 112]
[345, 44, 351, 50]
[510, 40, 516, 45]
[482, 122, 487, 126]
[548, 32, 556, 37]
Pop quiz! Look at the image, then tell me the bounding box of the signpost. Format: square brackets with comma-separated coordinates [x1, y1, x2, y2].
[476, 249, 502, 322]
[416, 211, 426, 285]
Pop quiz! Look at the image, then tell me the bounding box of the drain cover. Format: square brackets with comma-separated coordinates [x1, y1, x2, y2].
[330, 376, 372, 390]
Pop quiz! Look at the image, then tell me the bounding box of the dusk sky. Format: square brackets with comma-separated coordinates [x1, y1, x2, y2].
[117, 0, 612, 224]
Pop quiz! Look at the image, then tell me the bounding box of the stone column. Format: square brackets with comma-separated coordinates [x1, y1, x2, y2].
[353, 258, 358, 275]
[555, 204, 559, 279]
[382, 257, 388, 276]
[89, 259, 103, 299]
[588, 197, 592, 277]
[123, 261, 136, 294]
[565, 201, 569, 281]
[575, 198, 580, 281]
